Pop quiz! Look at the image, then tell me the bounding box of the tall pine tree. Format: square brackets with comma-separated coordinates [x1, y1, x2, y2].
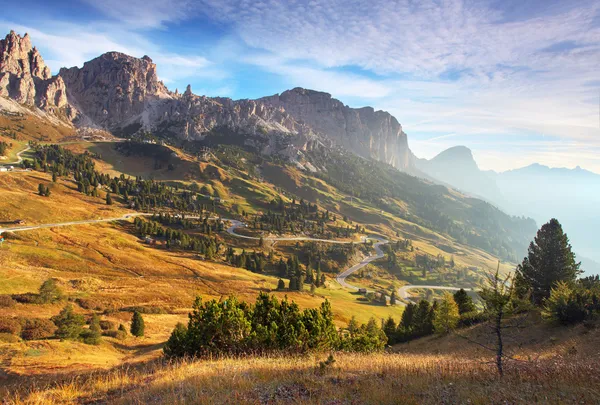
[515, 218, 581, 304]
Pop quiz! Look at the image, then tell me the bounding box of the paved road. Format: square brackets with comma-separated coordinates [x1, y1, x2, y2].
[335, 237, 388, 291]
[398, 285, 474, 305]
[1, 145, 30, 166]
[0, 213, 476, 304]
[0, 213, 149, 234]
[224, 219, 366, 244]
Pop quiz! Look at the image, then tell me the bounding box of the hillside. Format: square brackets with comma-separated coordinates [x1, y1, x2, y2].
[3, 315, 598, 404]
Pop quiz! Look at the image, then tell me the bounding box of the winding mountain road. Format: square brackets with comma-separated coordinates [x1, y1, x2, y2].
[0, 214, 475, 304]
[0, 145, 30, 166]
[0, 213, 149, 234]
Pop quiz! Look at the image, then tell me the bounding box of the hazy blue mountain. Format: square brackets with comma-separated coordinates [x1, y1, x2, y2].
[414, 146, 504, 203]
[417, 147, 600, 274]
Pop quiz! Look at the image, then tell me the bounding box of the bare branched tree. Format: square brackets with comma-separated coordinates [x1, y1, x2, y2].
[459, 262, 532, 377]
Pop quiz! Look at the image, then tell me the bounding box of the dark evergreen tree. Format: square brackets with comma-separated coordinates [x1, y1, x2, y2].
[515, 219, 581, 304]
[130, 311, 145, 337]
[453, 288, 476, 314]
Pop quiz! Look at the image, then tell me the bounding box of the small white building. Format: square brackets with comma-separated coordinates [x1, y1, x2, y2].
[0, 167, 7, 172]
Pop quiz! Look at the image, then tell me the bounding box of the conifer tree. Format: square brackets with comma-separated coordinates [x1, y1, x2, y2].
[453, 288, 475, 314]
[130, 311, 145, 337]
[515, 219, 581, 304]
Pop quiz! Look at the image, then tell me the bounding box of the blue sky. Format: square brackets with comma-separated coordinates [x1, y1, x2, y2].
[2, 0, 599, 173]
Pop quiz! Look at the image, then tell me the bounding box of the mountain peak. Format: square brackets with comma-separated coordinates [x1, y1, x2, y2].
[0, 30, 72, 114]
[431, 145, 475, 164]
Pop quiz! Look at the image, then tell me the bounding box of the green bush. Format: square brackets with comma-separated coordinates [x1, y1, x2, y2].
[82, 314, 102, 345]
[543, 282, 597, 325]
[164, 292, 383, 359]
[39, 278, 65, 304]
[52, 304, 85, 340]
[102, 329, 127, 340]
[21, 319, 56, 340]
[121, 306, 167, 314]
[130, 311, 145, 337]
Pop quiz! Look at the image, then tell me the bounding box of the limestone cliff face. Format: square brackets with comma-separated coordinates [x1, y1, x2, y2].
[0, 31, 414, 169]
[58, 52, 318, 154]
[260, 88, 414, 169]
[59, 53, 170, 128]
[0, 31, 72, 117]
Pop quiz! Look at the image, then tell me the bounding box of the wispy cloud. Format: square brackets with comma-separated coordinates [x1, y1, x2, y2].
[81, 0, 196, 29]
[193, 0, 600, 172]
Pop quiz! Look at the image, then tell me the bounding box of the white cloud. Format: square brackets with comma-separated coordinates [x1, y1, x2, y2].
[82, 0, 196, 29]
[0, 20, 219, 86]
[193, 0, 600, 172]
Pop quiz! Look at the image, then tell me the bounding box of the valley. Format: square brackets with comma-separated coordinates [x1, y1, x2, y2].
[1, 27, 598, 404]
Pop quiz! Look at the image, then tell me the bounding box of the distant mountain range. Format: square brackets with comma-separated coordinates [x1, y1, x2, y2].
[1, 30, 596, 273]
[417, 146, 600, 274]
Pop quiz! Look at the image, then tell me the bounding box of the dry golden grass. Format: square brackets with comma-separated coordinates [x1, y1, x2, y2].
[5, 347, 600, 404]
[0, 112, 74, 144]
[0, 171, 131, 225]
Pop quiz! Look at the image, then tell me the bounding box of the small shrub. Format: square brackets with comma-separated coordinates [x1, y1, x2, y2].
[130, 311, 145, 337]
[52, 304, 85, 340]
[21, 319, 56, 340]
[0, 295, 16, 308]
[121, 306, 167, 314]
[99, 320, 116, 331]
[11, 293, 39, 304]
[0, 333, 20, 343]
[76, 298, 105, 311]
[0, 317, 22, 335]
[82, 314, 102, 345]
[102, 329, 127, 340]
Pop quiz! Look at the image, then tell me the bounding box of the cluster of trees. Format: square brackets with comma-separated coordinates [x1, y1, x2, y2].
[29, 145, 217, 213]
[151, 213, 224, 235]
[0, 141, 9, 156]
[256, 198, 342, 236]
[133, 217, 220, 258]
[225, 248, 270, 273]
[37, 183, 51, 197]
[0, 278, 139, 343]
[163, 293, 387, 358]
[513, 219, 600, 325]
[384, 288, 479, 344]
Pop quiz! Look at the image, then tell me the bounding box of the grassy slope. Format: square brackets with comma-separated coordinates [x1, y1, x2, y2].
[4, 317, 599, 404]
[0, 110, 75, 144]
[0, 170, 405, 377]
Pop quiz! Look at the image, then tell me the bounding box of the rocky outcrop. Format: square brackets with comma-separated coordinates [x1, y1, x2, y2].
[0, 31, 73, 118]
[260, 88, 414, 169]
[59, 53, 170, 128]
[58, 52, 319, 154]
[0, 31, 415, 170]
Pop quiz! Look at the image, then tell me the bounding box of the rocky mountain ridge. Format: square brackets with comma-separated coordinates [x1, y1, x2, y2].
[0, 31, 414, 169]
[0, 31, 75, 120]
[260, 88, 413, 169]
